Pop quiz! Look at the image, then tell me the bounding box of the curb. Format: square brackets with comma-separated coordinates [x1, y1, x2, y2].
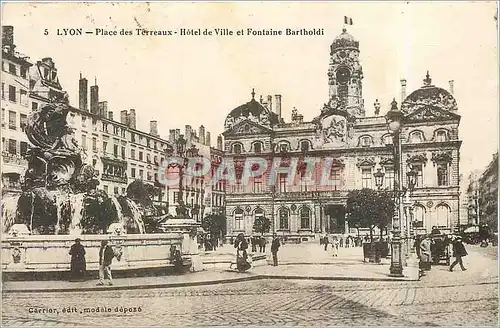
[2, 273, 417, 294]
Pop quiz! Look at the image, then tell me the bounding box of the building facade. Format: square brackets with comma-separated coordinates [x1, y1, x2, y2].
[222, 28, 462, 239]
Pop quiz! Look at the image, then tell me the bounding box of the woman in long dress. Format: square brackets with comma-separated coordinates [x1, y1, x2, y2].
[69, 238, 86, 281]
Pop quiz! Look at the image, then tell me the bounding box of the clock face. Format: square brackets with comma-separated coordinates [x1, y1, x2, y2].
[336, 67, 350, 84]
[339, 51, 347, 58]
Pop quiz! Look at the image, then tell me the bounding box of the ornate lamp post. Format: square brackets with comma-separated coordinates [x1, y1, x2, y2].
[404, 166, 417, 256]
[373, 168, 385, 191]
[385, 98, 405, 277]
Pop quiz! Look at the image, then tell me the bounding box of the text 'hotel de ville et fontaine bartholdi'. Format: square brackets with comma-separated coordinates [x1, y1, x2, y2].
[1, 26, 461, 239]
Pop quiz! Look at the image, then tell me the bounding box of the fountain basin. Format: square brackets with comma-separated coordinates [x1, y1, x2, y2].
[1, 233, 195, 276]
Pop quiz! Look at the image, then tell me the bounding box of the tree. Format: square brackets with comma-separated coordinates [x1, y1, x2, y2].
[253, 216, 271, 235]
[345, 188, 394, 243]
[201, 214, 227, 237]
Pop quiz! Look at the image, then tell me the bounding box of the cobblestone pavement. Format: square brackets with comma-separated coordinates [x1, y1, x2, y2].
[2, 246, 497, 327]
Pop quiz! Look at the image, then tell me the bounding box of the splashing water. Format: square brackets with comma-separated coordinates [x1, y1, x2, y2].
[53, 192, 69, 235]
[69, 193, 85, 235]
[109, 196, 125, 230]
[125, 199, 145, 234]
[1, 195, 20, 233]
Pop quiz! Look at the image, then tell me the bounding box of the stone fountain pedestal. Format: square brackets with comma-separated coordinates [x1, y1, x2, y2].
[161, 217, 204, 272]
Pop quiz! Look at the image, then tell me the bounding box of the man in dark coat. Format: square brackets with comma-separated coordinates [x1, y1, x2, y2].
[271, 233, 281, 266]
[259, 237, 266, 253]
[69, 238, 86, 281]
[97, 240, 115, 286]
[449, 236, 467, 272]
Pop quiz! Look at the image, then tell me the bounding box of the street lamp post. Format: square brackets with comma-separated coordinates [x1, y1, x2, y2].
[385, 98, 405, 277]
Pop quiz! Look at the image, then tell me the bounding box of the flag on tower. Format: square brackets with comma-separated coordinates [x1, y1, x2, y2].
[344, 16, 353, 25]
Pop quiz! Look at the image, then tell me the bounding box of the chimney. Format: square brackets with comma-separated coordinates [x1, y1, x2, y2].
[400, 79, 407, 104]
[120, 110, 128, 125]
[108, 111, 113, 121]
[129, 109, 136, 129]
[267, 95, 273, 112]
[90, 79, 99, 114]
[217, 135, 223, 150]
[275, 94, 282, 120]
[185, 125, 192, 142]
[98, 101, 108, 117]
[199, 125, 206, 145]
[175, 129, 180, 141]
[449, 80, 455, 95]
[78, 73, 88, 111]
[169, 129, 176, 143]
[205, 131, 211, 146]
[2, 26, 15, 54]
[150, 120, 158, 136]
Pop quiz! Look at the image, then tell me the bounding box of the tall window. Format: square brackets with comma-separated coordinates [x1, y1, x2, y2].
[253, 175, 263, 193]
[233, 143, 242, 154]
[384, 167, 394, 190]
[8, 63, 16, 75]
[113, 144, 118, 157]
[20, 66, 27, 78]
[102, 141, 108, 153]
[300, 140, 310, 152]
[8, 139, 16, 154]
[253, 142, 262, 153]
[139, 169, 144, 180]
[92, 137, 97, 152]
[253, 208, 264, 231]
[20, 141, 28, 156]
[279, 208, 289, 230]
[413, 163, 423, 187]
[437, 163, 449, 186]
[8, 85, 16, 102]
[331, 167, 342, 190]
[20, 114, 27, 132]
[1, 82, 4, 99]
[81, 135, 87, 150]
[8, 110, 16, 129]
[20, 90, 27, 106]
[436, 204, 450, 228]
[131, 149, 135, 159]
[278, 173, 287, 192]
[121, 146, 126, 159]
[234, 208, 244, 231]
[300, 207, 311, 229]
[361, 168, 372, 188]
[413, 205, 426, 228]
[139, 151, 143, 161]
[436, 130, 447, 142]
[131, 168, 136, 178]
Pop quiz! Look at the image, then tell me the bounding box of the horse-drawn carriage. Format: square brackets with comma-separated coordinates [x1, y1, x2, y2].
[430, 234, 452, 265]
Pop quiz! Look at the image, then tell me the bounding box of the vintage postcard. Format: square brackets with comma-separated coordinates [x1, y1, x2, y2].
[1, 1, 498, 327]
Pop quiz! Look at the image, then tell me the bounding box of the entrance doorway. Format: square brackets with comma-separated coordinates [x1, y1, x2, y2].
[325, 205, 346, 234]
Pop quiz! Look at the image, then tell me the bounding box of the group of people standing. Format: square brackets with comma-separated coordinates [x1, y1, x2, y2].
[416, 232, 468, 276]
[233, 233, 281, 272]
[68, 239, 118, 286]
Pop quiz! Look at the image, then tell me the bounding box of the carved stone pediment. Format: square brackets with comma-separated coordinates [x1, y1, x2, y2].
[379, 157, 394, 167]
[405, 105, 460, 123]
[223, 119, 272, 137]
[431, 151, 453, 165]
[356, 157, 376, 168]
[407, 153, 428, 165]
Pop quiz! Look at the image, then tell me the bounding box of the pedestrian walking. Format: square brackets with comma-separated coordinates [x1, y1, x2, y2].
[419, 235, 432, 275]
[323, 234, 329, 251]
[97, 240, 115, 286]
[271, 233, 281, 266]
[339, 236, 344, 248]
[69, 238, 86, 281]
[331, 237, 339, 257]
[449, 236, 468, 272]
[234, 233, 251, 272]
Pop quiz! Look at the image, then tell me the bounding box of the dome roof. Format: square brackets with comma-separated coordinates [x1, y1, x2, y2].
[402, 72, 458, 113]
[330, 28, 359, 53]
[225, 90, 280, 129]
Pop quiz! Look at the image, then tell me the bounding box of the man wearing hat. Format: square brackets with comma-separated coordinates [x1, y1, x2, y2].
[97, 240, 115, 285]
[69, 238, 86, 281]
[450, 236, 467, 272]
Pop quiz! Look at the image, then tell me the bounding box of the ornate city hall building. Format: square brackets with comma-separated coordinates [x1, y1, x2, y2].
[222, 28, 462, 240]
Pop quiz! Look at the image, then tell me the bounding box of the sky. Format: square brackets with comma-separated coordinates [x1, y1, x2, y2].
[2, 1, 498, 179]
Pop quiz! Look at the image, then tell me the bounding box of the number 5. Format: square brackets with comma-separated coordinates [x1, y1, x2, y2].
[44, 29, 48, 35]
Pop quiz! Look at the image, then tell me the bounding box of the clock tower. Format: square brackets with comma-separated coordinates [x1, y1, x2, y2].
[327, 28, 365, 117]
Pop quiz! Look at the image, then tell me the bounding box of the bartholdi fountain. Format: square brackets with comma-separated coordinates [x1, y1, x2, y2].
[1, 99, 202, 278]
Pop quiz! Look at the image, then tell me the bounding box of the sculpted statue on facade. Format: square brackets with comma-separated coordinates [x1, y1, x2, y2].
[324, 117, 346, 143]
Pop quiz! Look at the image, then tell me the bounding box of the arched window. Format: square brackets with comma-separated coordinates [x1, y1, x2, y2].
[436, 204, 451, 228]
[300, 140, 311, 152]
[253, 142, 263, 153]
[253, 208, 264, 231]
[435, 130, 448, 142]
[232, 143, 242, 154]
[234, 208, 244, 231]
[413, 205, 426, 228]
[279, 208, 289, 230]
[360, 136, 372, 147]
[278, 142, 290, 153]
[300, 207, 311, 229]
[382, 134, 393, 146]
[409, 131, 424, 143]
